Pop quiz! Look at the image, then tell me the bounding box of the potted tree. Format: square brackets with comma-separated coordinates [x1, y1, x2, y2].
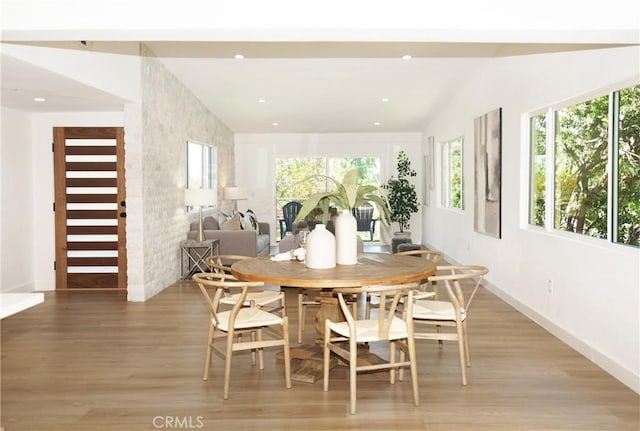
[383, 150, 419, 235]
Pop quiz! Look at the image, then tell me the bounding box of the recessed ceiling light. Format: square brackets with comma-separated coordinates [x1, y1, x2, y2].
[401, 55, 412, 60]
[258, 99, 266, 103]
[374, 122, 381, 126]
[33, 97, 46, 102]
[381, 98, 390, 102]
[234, 54, 244, 60]
[272, 122, 279, 126]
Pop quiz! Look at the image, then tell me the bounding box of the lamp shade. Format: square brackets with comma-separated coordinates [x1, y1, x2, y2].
[184, 188, 217, 207]
[223, 186, 248, 200]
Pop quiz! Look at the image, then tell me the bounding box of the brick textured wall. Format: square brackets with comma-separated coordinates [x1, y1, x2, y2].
[127, 44, 234, 301]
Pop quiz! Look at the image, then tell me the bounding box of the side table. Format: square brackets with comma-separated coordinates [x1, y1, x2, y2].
[180, 239, 220, 280]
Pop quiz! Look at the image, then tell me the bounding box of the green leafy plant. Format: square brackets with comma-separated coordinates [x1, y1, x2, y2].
[293, 168, 391, 225]
[383, 150, 419, 232]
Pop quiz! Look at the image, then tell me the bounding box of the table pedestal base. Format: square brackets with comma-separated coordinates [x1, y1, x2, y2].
[277, 342, 386, 383]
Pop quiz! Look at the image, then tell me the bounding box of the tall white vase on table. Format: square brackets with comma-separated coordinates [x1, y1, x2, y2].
[305, 224, 336, 269]
[335, 209, 358, 265]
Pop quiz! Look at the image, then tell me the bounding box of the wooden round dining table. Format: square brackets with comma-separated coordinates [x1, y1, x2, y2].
[231, 252, 436, 288]
[231, 252, 436, 383]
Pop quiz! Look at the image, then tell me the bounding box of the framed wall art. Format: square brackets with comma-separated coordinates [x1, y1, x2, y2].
[473, 108, 502, 238]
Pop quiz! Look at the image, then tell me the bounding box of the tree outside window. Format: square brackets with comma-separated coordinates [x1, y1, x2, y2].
[275, 157, 381, 239]
[529, 83, 639, 247]
[441, 138, 463, 210]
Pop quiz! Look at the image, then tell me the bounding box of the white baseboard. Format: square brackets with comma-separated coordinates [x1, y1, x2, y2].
[431, 246, 640, 394]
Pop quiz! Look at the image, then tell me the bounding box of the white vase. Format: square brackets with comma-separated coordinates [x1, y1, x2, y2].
[305, 224, 336, 269]
[335, 209, 358, 265]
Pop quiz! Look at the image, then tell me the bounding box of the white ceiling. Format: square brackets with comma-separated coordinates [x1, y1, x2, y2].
[2, 0, 638, 133]
[3, 40, 634, 134]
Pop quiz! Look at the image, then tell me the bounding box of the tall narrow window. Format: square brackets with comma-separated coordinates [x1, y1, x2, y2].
[554, 96, 609, 239]
[187, 140, 217, 189]
[614, 85, 640, 246]
[529, 114, 547, 226]
[440, 137, 464, 210]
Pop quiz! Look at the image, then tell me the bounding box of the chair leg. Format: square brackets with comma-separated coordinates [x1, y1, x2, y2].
[257, 328, 265, 370]
[456, 323, 467, 386]
[282, 317, 292, 389]
[398, 343, 406, 382]
[224, 331, 234, 399]
[408, 335, 420, 407]
[462, 320, 471, 367]
[389, 341, 396, 384]
[323, 322, 331, 392]
[297, 290, 304, 344]
[349, 339, 357, 415]
[203, 322, 215, 381]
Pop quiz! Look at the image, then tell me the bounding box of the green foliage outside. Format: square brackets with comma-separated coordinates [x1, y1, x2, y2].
[275, 157, 383, 239]
[530, 115, 547, 226]
[532, 83, 639, 246]
[451, 143, 463, 209]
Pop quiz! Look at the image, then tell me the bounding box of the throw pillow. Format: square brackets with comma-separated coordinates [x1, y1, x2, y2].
[202, 216, 219, 230]
[244, 209, 259, 231]
[220, 213, 243, 230]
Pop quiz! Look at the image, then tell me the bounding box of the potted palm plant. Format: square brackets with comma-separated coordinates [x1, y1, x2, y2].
[383, 150, 419, 234]
[294, 168, 391, 265]
[294, 168, 391, 226]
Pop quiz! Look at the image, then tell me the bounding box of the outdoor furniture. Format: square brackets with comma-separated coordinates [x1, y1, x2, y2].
[278, 201, 302, 239]
[352, 202, 377, 241]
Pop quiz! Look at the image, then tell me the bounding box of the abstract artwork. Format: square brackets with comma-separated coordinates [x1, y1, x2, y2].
[474, 108, 502, 238]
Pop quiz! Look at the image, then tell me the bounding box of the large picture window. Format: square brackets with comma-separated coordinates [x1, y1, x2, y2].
[275, 157, 381, 239]
[528, 83, 639, 247]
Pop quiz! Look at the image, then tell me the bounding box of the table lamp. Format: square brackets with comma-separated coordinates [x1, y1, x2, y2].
[185, 188, 217, 241]
[223, 186, 248, 212]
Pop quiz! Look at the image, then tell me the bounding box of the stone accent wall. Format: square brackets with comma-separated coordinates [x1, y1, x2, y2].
[128, 44, 234, 301]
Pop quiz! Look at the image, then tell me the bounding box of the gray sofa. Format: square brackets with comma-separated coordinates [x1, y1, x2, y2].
[188, 215, 270, 257]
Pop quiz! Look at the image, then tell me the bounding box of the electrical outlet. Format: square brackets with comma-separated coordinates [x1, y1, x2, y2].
[547, 279, 553, 294]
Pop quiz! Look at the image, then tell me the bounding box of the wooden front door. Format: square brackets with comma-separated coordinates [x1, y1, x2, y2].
[53, 127, 127, 291]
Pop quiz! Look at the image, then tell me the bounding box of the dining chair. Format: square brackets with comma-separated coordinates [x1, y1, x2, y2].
[206, 254, 286, 316]
[411, 265, 489, 386]
[366, 248, 444, 318]
[297, 288, 320, 343]
[323, 283, 420, 414]
[396, 249, 444, 300]
[192, 272, 292, 399]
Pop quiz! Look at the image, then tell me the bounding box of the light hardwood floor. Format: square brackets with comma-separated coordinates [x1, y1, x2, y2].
[1, 274, 638, 430]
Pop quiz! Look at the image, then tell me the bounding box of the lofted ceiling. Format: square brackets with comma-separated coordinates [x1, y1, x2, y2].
[2, 40, 633, 134]
[1, 0, 638, 133]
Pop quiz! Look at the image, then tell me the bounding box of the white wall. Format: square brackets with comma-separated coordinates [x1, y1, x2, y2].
[421, 45, 640, 392]
[133, 48, 235, 301]
[234, 132, 423, 244]
[1, 108, 33, 292]
[0, 43, 235, 301]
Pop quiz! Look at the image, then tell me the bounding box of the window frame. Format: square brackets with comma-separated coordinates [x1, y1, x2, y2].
[439, 136, 464, 211]
[525, 81, 640, 248]
[186, 139, 218, 210]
